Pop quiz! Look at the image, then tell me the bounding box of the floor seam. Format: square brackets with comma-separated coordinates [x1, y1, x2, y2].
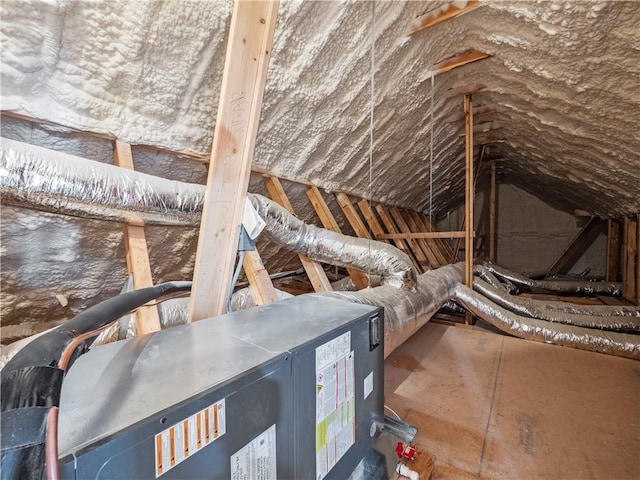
[477, 336, 505, 477]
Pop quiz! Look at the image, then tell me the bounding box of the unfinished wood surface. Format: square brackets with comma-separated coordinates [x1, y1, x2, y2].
[464, 94, 474, 324]
[389, 206, 432, 271]
[606, 220, 621, 282]
[376, 204, 422, 272]
[410, 212, 452, 266]
[242, 249, 279, 305]
[376, 231, 466, 240]
[548, 217, 606, 275]
[408, 1, 481, 35]
[637, 214, 639, 306]
[622, 217, 638, 304]
[335, 193, 371, 239]
[385, 323, 640, 479]
[450, 105, 498, 122]
[113, 140, 161, 335]
[264, 176, 332, 292]
[401, 209, 443, 267]
[357, 200, 389, 243]
[188, 1, 278, 322]
[489, 160, 497, 262]
[306, 186, 369, 289]
[431, 50, 490, 77]
[419, 213, 456, 261]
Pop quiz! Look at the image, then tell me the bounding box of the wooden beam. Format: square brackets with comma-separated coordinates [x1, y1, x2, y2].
[264, 176, 332, 292]
[464, 94, 474, 324]
[548, 218, 606, 275]
[430, 50, 490, 77]
[376, 231, 466, 240]
[622, 217, 638, 303]
[306, 186, 369, 289]
[409, 1, 481, 36]
[113, 140, 161, 335]
[402, 210, 445, 267]
[357, 200, 389, 244]
[389, 206, 432, 271]
[637, 214, 640, 306]
[450, 105, 497, 122]
[418, 213, 456, 261]
[409, 211, 450, 266]
[375, 204, 422, 272]
[489, 160, 497, 262]
[445, 83, 487, 98]
[242, 250, 279, 305]
[606, 219, 621, 282]
[335, 193, 371, 239]
[188, 1, 278, 322]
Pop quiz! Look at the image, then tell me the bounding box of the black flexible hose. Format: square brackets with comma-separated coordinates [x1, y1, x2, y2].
[0, 281, 192, 480]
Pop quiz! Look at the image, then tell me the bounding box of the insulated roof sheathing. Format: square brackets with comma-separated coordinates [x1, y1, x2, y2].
[2, 0, 639, 217]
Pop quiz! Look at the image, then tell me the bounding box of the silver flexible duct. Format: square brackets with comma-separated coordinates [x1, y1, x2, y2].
[454, 284, 640, 360]
[482, 261, 622, 295]
[0, 139, 416, 289]
[473, 278, 640, 332]
[473, 265, 515, 293]
[316, 264, 464, 358]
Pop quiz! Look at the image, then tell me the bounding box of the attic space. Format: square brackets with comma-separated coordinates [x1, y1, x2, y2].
[1, 1, 639, 479]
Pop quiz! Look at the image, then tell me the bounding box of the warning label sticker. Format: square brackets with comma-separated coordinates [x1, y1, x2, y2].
[154, 398, 226, 477]
[315, 332, 355, 480]
[230, 424, 277, 480]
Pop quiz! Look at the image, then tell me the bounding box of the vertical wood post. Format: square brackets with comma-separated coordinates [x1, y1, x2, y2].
[114, 140, 161, 335]
[489, 160, 496, 263]
[605, 219, 621, 282]
[464, 94, 474, 324]
[188, 1, 279, 322]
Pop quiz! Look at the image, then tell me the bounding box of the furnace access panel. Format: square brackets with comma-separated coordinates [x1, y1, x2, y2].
[58, 294, 384, 479]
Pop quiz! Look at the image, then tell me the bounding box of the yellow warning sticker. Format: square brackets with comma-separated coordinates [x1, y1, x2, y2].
[155, 398, 226, 477]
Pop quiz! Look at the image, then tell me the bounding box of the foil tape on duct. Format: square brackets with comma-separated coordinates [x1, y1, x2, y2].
[473, 278, 640, 332]
[0, 139, 416, 290]
[454, 284, 640, 360]
[316, 263, 464, 358]
[482, 261, 622, 295]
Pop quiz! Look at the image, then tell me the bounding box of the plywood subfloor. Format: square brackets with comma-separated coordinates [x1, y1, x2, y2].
[385, 323, 640, 479]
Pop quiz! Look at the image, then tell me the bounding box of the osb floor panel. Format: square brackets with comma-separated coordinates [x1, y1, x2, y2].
[384, 323, 640, 479]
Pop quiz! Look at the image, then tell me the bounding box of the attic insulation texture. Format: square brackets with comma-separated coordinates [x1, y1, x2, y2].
[1, 1, 639, 216]
[0, 138, 415, 289]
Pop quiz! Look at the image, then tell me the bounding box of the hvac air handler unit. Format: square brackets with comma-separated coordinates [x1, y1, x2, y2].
[50, 295, 404, 479]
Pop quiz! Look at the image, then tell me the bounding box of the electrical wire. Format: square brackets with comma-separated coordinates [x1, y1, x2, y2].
[384, 404, 402, 420]
[227, 250, 247, 313]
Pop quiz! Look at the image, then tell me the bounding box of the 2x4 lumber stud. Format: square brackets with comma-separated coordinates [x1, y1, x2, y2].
[548, 218, 605, 275]
[622, 217, 638, 304]
[357, 200, 389, 244]
[419, 213, 455, 260]
[188, 1, 279, 322]
[464, 94, 475, 324]
[264, 177, 332, 292]
[335, 193, 371, 239]
[306, 186, 369, 290]
[606, 219, 621, 282]
[389, 206, 432, 271]
[400, 210, 441, 268]
[409, 1, 481, 36]
[113, 140, 161, 335]
[242, 250, 280, 305]
[375, 204, 422, 273]
[430, 50, 491, 77]
[489, 160, 497, 262]
[409, 212, 450, 266]
[376, 231, 466, 240]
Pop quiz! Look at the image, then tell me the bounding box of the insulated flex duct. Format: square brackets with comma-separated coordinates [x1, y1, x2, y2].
[481, 261, 622, 295]
[0, 139, 416, 289]
[454, 284, 640, 360]
[473, 278, 640, 332]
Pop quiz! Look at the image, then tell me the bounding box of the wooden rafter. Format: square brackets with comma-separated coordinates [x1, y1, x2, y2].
[407, 211, 449, 266]
[401, 210, 443, 267]
[357, 200, 389, 244]
[113, 140, 161, 335]
[430, 50, 490, 77]
[188, 1, 279, 322]
[389, 206, 432, 271]
[335, 193, 371, 239]
[489, 160, 497, 262]
[306, 186, 369, 289]
[409, 1, 481, 36]
[264, 176, 332, 292]
[464, 94, 474, 323]
[375, 204, 422, 272]
[547, 217, 606, 275]
[242, 250, 279, 305]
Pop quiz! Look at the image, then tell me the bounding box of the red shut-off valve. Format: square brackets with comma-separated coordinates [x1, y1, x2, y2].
[395, 442, 416, 462]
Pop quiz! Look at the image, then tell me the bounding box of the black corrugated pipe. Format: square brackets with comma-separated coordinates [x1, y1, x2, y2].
[0, 282, 191, 480]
